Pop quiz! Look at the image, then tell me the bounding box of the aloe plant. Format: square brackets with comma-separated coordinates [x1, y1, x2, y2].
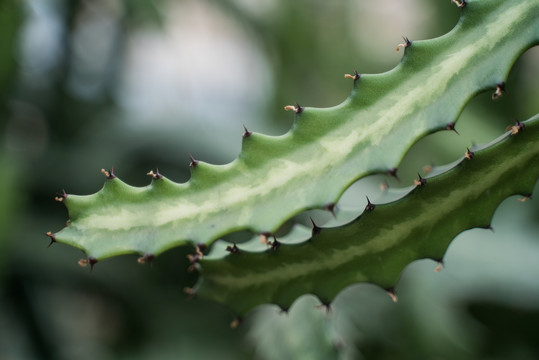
[48, 0, 538, 317]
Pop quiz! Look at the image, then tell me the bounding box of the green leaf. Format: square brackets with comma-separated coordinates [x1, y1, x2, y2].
[195, 115, 539, 315]
[53, 0, 538, 261]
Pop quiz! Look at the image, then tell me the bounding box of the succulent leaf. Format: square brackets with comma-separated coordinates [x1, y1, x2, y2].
[196, 115, 539, 315]
[53, 0, 538, 262]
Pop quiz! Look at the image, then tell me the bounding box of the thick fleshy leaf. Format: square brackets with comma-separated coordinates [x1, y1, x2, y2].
[52, 0, 538, 262]
[196, 115, 539, 315]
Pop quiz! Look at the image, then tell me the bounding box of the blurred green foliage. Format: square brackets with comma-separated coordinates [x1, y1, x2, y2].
[0, 0, 537, 359]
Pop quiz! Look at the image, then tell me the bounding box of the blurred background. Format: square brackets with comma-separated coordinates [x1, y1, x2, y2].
[0, 0, 538, 359]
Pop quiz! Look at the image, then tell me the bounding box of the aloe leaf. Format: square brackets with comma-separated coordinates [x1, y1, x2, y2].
[195, 115, 539, 315]
[52, 0, 538, 261]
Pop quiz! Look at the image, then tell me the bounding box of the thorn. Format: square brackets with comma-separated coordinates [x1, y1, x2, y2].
[242, 125, 252, 138]
[485, 225, 494, 232]
[284, 105, 297, 112]
[423, 165, 433, 174]
[189, 153, 199, 168]
[316, 302, 332, 313]
[518, 194, 532, 202]
[45, 231, 56, 248]
[435, 260, 444, 273]
[196, 243, 207, 257]
[230, 317, 242, 329]
[226, 242, 239, 254]
[396, 36, 411, 52]
[184, 287, 196, 300]
[55, 189, 68, 202]
[78, 257, 98, 271]
[414, 173, 427, 187]
[492, 82, 506, 100]
[88, 257, 98, 272]
[344, 70, 360, 81]
[101, 168, 116, 179]
[451, 0, 467, 8]
[147, 169, 163, 180]
[259, 233, 269, 245]
[365, 196, 375, 212]
[284, 103, 304, 114]
[387, 288, 398, 303]
[465, 147, 474, 160]
[387, 168, 400, 182]
[187, 253, 200, 272]
[278, 307, 289, 315]
[78, 259, 88, 267]
[509, 119, 525, 135]
[268, 236, 280, 251]
[138, 253, 155, 267]
[310, 217, 322, 237]
[446, 122, 459, 135]
[187, 254, 199, 264]
[380, 181, 389, 191]
[324, 203, 336, 218]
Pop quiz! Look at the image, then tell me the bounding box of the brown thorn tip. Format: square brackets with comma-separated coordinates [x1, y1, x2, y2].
[284, 105, 297, 112]
[147, 169, 163, 180]
[344, 70, 360, 81]
[492, 82, 506, 100]
[189, 153, 199, 168]
[101, 168, 116, 179]
[187, 254, 199, 264]
[414, 173, 427, 187]
[387, 167, 400, 182]
[55, 189, 68, 202]
[45, 231, 56, 248]
[446, 122, 459, 135]
[316, 302, 332, 314]
[259, 233, 269, 244]
[435, 262, 443, 273]
[284, 103, 303, 114]
[226, 242, 239, 254]
[510, 119, 525, 135]
[310, 217, 322, 237]
[396, 36, 411, 52]
[268, 236, 280, 250]
[518, 194, 532, 202]
[365, 196, 375, 212]
[465, 147, 475, 160]
[196, 243, 207, 257]
[230, 317, 242, 329]
[146, 254, 155, 267]
[387, 289, 398, 303]
[325, 203, 336, 218]
[451, 0, 466, 8]
[242, 125, 252, 138]
[138, 254, 155, 267]
[78, 259, 88, 267]
[88, 257, 98, 272]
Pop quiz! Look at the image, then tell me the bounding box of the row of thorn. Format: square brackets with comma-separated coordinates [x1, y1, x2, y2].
[47, 117, 526, 275]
